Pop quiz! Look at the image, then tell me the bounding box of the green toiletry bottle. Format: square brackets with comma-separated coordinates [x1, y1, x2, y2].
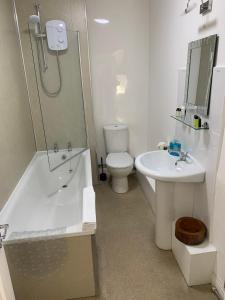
[194, 115, 199, 129]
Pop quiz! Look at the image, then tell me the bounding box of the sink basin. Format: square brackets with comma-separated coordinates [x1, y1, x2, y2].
[135, 150, 205, 183]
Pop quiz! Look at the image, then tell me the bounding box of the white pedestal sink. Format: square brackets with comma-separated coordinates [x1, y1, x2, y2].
[135, 151, 205, 250]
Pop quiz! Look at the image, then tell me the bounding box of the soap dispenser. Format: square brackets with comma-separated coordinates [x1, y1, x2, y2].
[168, 139, 181, 156]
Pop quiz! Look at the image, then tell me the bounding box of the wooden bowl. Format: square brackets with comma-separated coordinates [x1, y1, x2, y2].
[175, 217, 207, 245]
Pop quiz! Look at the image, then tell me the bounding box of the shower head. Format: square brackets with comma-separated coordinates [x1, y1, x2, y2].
[28, 15, 40, 35]
[28, 14, 40, 25]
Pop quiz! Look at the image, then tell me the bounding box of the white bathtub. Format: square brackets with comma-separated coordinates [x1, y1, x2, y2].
[0, 149, 96, 300]
[0, 149, 96, 243]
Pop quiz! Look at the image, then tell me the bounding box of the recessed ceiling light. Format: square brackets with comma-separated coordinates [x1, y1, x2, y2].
[94, 18, 110, 25]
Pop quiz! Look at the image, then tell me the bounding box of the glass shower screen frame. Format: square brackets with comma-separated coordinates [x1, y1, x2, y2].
[29, 27, 88, 171]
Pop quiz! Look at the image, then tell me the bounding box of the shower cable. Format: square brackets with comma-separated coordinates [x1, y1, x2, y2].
[36, 40, 62, 97]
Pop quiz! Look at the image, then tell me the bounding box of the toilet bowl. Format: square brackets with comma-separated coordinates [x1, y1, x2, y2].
[106, 152, 133, 193]
[103, 124, 133, 193]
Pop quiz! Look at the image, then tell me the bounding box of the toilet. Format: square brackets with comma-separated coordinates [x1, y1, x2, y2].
[103, 124, 133, 193]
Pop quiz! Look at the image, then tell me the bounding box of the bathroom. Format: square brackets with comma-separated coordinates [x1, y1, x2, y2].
[0, 0, 225, 299]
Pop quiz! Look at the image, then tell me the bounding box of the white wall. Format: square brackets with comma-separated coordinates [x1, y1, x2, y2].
[148, 0, 225, 150]
[86, 0, 150, 162]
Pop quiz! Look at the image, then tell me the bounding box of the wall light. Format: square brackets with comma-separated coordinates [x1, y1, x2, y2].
[94, 18, 110, 24]
[116, 75, 128, 95]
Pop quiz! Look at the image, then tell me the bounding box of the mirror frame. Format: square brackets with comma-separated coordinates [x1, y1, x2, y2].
[184, 34, 218, 116]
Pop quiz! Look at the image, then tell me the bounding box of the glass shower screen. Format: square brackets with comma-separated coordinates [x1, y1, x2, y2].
[30, 28, 87, 171]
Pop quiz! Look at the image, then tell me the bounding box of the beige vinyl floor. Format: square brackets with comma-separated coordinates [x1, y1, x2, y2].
[81, 175, 216, 300]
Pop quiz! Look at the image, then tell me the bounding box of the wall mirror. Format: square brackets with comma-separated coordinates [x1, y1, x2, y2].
[184, 34, 218, 116]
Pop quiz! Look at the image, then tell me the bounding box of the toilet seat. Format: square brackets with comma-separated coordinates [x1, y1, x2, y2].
[106, 152, 133, 168]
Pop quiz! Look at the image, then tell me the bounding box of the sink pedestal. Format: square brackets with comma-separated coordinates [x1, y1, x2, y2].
[155, 181, 195, 250]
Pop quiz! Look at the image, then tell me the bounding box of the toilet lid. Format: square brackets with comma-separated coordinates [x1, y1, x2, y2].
[106, 152, 133, 168]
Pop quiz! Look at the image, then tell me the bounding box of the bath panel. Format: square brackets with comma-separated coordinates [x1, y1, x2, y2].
[5, 236, 95, 300]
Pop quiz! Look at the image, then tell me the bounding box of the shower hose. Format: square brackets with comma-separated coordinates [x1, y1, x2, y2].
[36, 39, 62, 97]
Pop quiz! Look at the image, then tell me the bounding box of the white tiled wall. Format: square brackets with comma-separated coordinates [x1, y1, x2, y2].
[86, 0, 150, 162]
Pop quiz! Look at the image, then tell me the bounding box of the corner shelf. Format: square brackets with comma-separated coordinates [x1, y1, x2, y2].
[170, 115, 209, 130]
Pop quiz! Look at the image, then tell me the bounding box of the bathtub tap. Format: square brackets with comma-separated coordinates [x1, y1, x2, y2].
[54, 142, 59, 153]
[68, 141, 72, 152]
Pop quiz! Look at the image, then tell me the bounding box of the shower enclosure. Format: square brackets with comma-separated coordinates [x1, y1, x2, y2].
[28, 3, 87, 171]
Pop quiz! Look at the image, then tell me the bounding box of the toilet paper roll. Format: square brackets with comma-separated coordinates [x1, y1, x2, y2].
[157, 142, 168, 150]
